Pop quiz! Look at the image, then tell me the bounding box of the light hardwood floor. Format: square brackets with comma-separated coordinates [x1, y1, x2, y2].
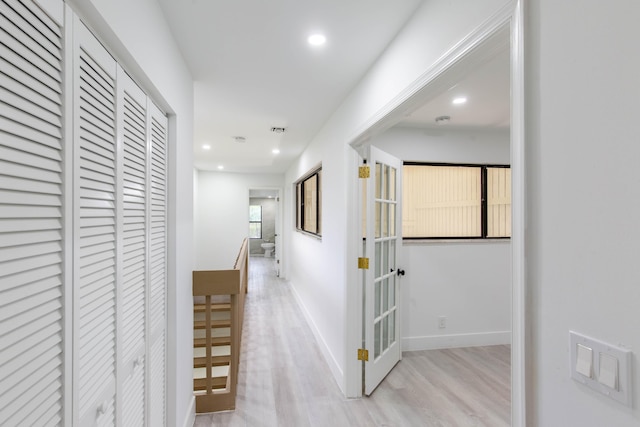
[194, 256, 511, 427]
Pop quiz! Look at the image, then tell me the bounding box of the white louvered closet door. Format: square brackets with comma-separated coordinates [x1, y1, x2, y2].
[147, 102, 167, 427]
[72, 15, 118, 427]
[0, 0, 65, 425]
[117, 67, 147, 427]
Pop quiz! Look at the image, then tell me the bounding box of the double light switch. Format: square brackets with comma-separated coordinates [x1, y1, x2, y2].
[570, 331, 632, 406]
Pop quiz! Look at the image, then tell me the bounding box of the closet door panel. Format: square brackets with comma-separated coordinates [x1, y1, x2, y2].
[147, 102, 168, 427]
[117, 67, 147, 426]
[0, 0, 64, 425]
[73, 16, 117, 427]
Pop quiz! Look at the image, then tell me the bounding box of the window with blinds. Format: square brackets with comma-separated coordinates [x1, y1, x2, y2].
[403, 163, 511, 239]
[0, 0, 65, 425]
[295, 167, 321, 236]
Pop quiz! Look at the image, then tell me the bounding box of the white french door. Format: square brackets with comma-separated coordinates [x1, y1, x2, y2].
[363, 146, 403, 395]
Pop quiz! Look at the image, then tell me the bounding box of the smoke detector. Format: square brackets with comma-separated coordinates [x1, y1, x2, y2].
[270, 127, 286, 134]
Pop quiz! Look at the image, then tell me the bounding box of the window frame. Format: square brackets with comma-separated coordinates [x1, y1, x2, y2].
[295, 166, 322, 237]
[402, 162, 511, 240]
[249, 204, 263, 239]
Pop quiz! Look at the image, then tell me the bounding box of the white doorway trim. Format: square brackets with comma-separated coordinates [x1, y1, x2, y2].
[248, 187, 284, 276]
[344, 2, 525, 425]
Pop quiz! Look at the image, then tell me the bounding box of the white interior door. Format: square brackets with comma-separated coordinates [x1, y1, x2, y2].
[364, 146, 403, 395]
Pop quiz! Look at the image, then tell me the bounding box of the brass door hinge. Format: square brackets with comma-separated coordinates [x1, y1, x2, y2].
[358, 257, 369, 269]
[359, 166, 370, 178]
[357, 348, 369, 361]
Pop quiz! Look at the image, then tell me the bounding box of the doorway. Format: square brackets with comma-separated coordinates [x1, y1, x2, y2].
[346, 4, 525, 424]
[248, 188, 282, 276]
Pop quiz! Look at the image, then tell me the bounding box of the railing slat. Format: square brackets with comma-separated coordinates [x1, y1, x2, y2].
[192, 238, 248, 413]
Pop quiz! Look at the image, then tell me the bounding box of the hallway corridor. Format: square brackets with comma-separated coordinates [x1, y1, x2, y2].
[194, 256, 510, 427]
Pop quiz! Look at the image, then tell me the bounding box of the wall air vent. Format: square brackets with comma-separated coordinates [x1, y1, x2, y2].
[270, 127, 286, 133]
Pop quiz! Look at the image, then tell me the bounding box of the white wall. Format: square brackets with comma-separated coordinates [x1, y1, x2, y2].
[195, 171, 284, 270]
[284, 0, 513, 394]
[526, 0, 640, 425]
[371, 127, 511, 350]
[65, 1, 195, 425]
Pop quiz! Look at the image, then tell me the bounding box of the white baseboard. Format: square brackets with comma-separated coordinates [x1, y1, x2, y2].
[288, 281, 345, 394]
[402, 331, 511, 351]
[182, 395, 195, 427]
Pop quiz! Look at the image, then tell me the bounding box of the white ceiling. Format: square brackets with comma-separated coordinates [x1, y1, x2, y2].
[156, 0, 509, 174]
[398, 47, 510, 130]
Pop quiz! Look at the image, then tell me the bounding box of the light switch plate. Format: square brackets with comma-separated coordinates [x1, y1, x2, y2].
[599, 353, 618, 390]
[575, 344, 593, 378]
[570, 331, 633, 407]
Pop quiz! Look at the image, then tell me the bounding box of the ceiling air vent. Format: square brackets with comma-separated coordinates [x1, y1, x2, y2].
[270, 127, 286, 134]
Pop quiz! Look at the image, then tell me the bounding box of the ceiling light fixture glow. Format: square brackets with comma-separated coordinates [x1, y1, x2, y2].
[272, 149, 280, 154]
[452, 97, 467, 105]
[202, 144, 211, 150]
[308, 34, 326, 46]
[217, 165, 224, 170]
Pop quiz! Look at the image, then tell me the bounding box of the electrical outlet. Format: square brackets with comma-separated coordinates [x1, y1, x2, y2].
[438, 316, 446, 329]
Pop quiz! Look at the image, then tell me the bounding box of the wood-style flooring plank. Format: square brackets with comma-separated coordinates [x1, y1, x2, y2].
[194, 256, 511, 427]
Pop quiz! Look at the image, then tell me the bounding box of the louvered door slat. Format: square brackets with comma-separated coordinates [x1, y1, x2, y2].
[1, 128, 61, 160]
[1, 357, 62, 426]
[148, 333, 165, 426]
[0, 144, 61, 172]
[0, 10, 61, 74]
[0, 30, 60, 88]
[122, 360, 145, 426]
[1, 86, 61, 126]
[73, 17, 117, 426]
[0, 0, 64, 424]
[0, 116, 60, 149]
[0, 52, 61, 104]
[121, 83, 146, 364]
[0, 290, 59, 332]
[5, 0, 62, 44]
[0, 278, 60, 320]
[1, 158, 61, 183]
[0, 310, 61, 369]
[0, 1, 63, 54]
[115, 68, 147, 425]
[1, 76, 61, 116]
[147, 102, 167, 426]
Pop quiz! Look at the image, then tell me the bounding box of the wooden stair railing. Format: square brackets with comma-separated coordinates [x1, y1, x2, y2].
[192, 238, 248, 413]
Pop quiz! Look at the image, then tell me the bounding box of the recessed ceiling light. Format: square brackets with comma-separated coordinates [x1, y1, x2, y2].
[452, 97, 467, 105]
[202, 144, 211, 150]
[308, 34, 326, 46]
[272, 149, 280, 154]
[217, 165, 224, 170]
